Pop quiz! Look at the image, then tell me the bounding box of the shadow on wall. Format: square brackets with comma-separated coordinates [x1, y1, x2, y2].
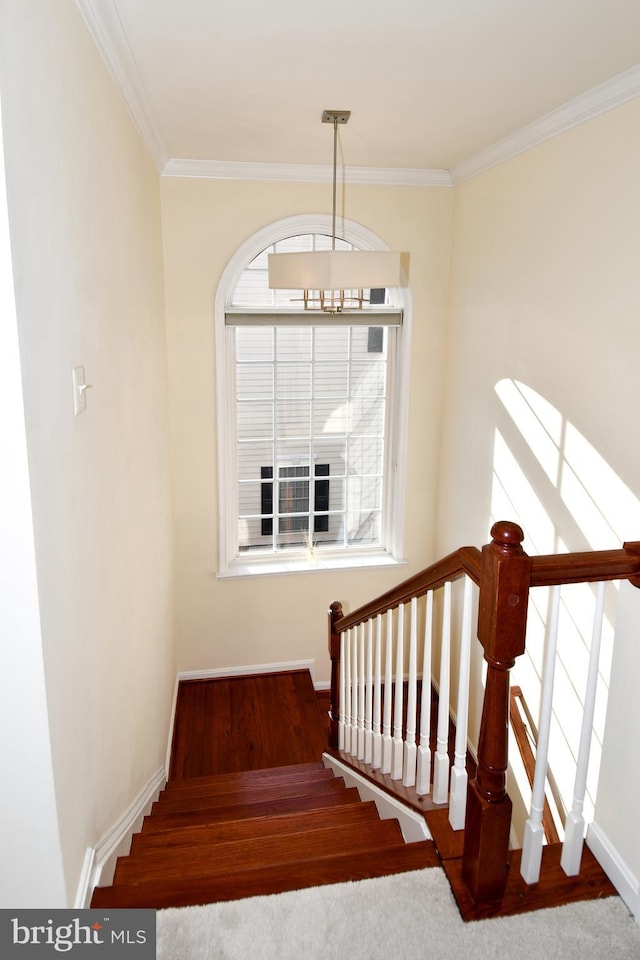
[490, 378, 640, 832]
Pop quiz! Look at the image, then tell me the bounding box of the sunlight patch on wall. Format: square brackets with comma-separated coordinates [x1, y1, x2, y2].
[491, 378, 639, 834]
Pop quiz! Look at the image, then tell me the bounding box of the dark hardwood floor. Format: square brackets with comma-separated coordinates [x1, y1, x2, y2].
[169, 669, 329, 779]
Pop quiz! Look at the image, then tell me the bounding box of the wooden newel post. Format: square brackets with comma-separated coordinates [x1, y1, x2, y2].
[462, 521, 531, 905]
[328, 601, 344, 750]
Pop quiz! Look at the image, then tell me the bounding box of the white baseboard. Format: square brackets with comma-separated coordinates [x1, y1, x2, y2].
[587, 820, 640, 924]
[74, 767, 165, 908]
[176, 659, 317, 683]
[322, 753, 431, 844]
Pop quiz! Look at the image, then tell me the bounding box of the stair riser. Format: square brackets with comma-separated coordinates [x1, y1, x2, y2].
[160, 768, 335, 800]
[131, 802, 380, 852]
[93, 841, 439, 909]
[164, 762, 327, 792]
[114, 820, 404, 885]
[152, 777, 347, 814]
[140, 788, 364, 833]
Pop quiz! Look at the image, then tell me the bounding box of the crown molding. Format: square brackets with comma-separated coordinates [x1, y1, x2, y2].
[451, 63, 640, 184]
[74, 0, 168, 171]
[74, 3, 640, 189]
[162, 158, 452, 188]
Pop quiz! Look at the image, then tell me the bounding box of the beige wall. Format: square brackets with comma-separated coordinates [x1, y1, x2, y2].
[442, 98, 640, 898]
[0, 0, 176, 904]
[160, 176, 452, 678]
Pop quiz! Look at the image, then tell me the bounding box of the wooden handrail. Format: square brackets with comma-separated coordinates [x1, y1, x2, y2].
[334, 545, 482, 633]
[530, 542, 640, 587]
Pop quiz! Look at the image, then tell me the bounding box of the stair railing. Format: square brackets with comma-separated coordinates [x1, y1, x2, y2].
[328, 520, 640, 909]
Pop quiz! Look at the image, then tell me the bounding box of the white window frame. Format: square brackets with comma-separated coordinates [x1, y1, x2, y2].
[214, 214, 413, 578]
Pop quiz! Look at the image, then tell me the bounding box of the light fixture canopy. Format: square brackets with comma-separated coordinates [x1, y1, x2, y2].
[267, 110, 404, 312]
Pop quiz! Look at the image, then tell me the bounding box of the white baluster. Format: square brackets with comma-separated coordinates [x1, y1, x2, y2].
[391, 603, 405, 780]
[358, 622, 366, 759]
[432, 580, 452, 804]
[343, 628, 352, 754]
[403, 597, 418, 786]
[521, 584, 561, 884]
[381, 609, 394, 774]
[417, 590, 433, 795]
[372, 613, 383, 769]
[561, 581, 606, 876]
[338, 628, 346, 751]
[350, 627, 359, 756]
[449, 576, 473, 829]
[365, 618, 374, 763]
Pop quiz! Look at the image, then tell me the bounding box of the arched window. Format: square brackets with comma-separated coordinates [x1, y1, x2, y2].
[215, 215, 412, 576]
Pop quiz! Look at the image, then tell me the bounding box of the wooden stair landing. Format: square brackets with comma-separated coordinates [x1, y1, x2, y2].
[91, 761, 439, 909]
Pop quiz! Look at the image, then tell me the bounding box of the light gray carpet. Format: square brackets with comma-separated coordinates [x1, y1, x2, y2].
[156, 868, 640, 960]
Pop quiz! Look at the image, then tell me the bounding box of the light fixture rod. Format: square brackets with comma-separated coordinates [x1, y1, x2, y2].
[322, 110, 350, 254]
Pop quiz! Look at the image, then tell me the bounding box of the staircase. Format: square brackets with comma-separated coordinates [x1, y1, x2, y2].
[91, 760, 437, 908]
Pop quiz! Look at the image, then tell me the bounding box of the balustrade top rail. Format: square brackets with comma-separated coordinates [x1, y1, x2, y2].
[334, 538, 640, 635]
[530, 542, 640, 587]
[334, 546, 483, 633]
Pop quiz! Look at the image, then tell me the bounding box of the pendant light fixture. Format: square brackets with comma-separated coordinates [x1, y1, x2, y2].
[267, 110, 403, 313]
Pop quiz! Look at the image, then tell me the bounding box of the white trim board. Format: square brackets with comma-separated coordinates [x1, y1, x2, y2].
[162, 159, 451, 187]
[176, 659, 317, 683]
[323, 754, 431, 844]
[75, 767, 165, 908]
[587, 821, 640, 925]
[74, 0, 167, 170]
[451, 64, 640, 183]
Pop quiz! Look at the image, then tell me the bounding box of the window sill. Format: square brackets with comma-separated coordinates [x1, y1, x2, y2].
[217, 550, 406, 580]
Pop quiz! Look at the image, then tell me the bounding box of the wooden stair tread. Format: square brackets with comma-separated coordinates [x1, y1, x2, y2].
[151, 776, 347, 814]
[159, 767, 335, 800]
[115, 819, 405, 884]
[164, 761, 328, 791]
[132, 801, 380, 852]
[141, 787, 363, 833]
[93, 840, 439, 909]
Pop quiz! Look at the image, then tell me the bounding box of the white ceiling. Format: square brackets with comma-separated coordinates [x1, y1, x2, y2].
[79, 0, 640, 179]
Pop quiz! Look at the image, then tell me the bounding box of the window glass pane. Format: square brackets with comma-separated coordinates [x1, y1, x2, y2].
[237, 401, 273, 440]
[236, 363, 273, 400]
[275, 235, 313, 253]
[314, 362, 348, 398]
[347, 512, 381, 546]
[236, 326, 273, 362]
[350, 477, 383, 512]
[238, 518, 273, 553]
[350, 396, 385, 435]
[276, 327, 311, 361]
[348, 436, 384, 474]
[313, 398, 348, 437]
[350, 361, 386, 398]
[237, 442, 272, 481]
[277, 363, 311, 398]
[313, 441, 347, 475]
[238, 481, 265, 519]
[275, 440, 310, 463]
[314, 326, 349, 361]
[276, 399, 310, 437]
[351, 326, 387, 360]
